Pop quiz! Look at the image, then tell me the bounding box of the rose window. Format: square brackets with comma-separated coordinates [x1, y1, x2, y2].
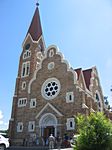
[41, 78, 61, 100]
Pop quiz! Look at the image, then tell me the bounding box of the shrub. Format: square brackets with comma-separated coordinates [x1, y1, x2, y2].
[74, 112, 112, 150]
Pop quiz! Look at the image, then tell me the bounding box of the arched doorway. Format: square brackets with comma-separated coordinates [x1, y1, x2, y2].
[39, 113, 57, 138]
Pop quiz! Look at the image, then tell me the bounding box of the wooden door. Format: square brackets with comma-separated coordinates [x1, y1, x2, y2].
[44, 126, 55, 138]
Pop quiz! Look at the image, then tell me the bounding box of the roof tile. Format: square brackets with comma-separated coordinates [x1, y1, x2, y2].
[27, 7, 42, 41]
[83, 69, 92, 90]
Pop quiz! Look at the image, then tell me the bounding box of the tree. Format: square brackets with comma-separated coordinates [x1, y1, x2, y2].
[74, 112, 112, 150]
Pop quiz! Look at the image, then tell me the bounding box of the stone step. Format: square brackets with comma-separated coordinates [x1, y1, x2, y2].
[7, 146, 49, 150]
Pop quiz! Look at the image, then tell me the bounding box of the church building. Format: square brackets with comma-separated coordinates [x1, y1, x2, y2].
[9, 5, 110, 146]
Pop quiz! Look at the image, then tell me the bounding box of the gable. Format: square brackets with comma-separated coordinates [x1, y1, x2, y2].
[35, 103, 63, 119]
[83, 69, 92, 90]
[28, 45, 77, 94]
[75, 68, 86, 90]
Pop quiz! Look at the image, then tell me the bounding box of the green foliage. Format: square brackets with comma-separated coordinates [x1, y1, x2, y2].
[74, 112, 112, 150]
[0, 129, 9, 138]
[0, 130, 8, 134]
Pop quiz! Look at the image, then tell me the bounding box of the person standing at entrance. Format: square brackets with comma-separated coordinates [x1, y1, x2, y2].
[48, 134, 55, 149]
[56, 135, 62, 150]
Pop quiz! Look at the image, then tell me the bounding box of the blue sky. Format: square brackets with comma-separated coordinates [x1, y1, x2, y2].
[0, 0, 112, 130]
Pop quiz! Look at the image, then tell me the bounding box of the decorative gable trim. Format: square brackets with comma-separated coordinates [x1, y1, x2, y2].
[22, 34, 45, 51]
[76, 85, 93, 99]
[23, 33, 39, 47]
[35, 103, 63, 119]
[75, 68, 87, 91]
[90, 108, 95, 113]
[82, 103, 88, 109]
[56, 50, 77, 84]
[80, 70, 87, 90]
[28, 45, 77, 94]
[28, 62, 43, 93]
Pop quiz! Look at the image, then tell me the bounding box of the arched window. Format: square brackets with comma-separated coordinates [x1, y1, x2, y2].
[96, 93, 99, 102]
[95, 92, 103, 112]
[21, 62, 30, 77]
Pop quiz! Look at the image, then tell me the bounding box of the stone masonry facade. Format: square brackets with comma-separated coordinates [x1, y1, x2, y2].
[9, 6, 112, 146]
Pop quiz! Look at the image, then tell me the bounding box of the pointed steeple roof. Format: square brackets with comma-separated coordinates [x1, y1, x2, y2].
[27, 6, 42, 41]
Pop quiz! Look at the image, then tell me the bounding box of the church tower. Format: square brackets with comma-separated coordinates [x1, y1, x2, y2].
[9, 5, 45, 144]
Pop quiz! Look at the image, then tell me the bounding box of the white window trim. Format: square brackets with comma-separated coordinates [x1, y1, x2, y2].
[95, 91, 103, 112]
[18, 98, 27, 107]
[21, 61, 30, 78]
[66, 92, 74, 103]
[41, 78, 61, 100]
[22, 81, 26, 90]
[66, 118, 75, 130]
[17, 122, 23, 132]
[48, 62, 55, 70]
[30, 98, 36, 108]
[95, 79, 98, 86]
[28, 121, 35, 132]
[23, 50, 31, 60]
[49, 49, 54, 57]
[36, 51, 43, 60]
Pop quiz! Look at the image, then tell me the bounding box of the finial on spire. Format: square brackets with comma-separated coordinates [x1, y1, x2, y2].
[36, 0, 39, 7]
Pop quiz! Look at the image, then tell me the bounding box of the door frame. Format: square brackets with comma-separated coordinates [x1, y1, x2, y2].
[39, 113, 57, 137]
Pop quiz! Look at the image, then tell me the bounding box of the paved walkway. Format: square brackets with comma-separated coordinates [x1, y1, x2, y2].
[53, 148, 73, 150]
[8, 146, 73, 150]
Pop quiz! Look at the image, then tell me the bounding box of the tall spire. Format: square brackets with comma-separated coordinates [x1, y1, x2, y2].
[26, 4, 42, 41]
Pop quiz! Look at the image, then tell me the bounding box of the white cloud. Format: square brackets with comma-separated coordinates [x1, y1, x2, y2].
[0, 110, 8, 130]
[0, 120, 3, 125]
[0, 124, 8, 130]
[4, 122, 8, 126]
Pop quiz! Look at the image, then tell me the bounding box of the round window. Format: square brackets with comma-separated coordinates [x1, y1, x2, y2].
[41, 78, 61, 100]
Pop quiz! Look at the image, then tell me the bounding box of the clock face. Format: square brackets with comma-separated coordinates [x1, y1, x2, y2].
[25, 43, 30, 50]
[41, 78, 61, 100]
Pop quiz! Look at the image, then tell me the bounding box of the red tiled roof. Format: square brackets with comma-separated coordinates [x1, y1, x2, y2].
[74, 68, 82, 80]
[26, 7, 42, 41]
[83, 69, 92, 90]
